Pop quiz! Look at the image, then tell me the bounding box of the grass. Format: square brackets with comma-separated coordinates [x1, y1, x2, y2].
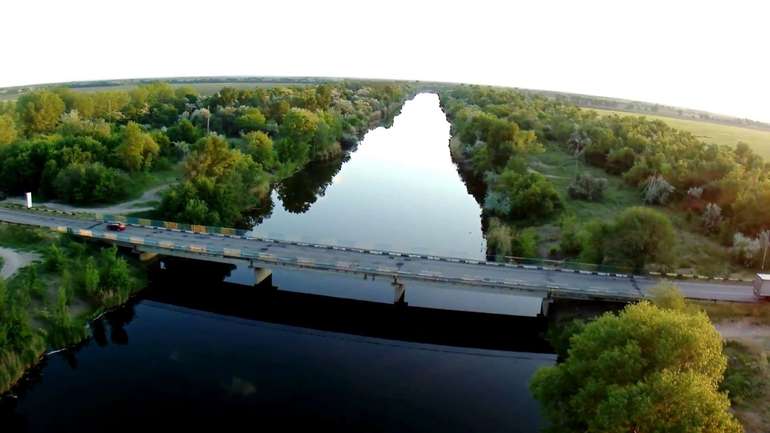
[0, 224, 55, 253]
[721, 337, 770, 432]
[527, 144, 643, 257]
[0, 226, 146, 395]
[528, 144, 746, 276]
[0, 81, 312, 101]
[588, 108, 770, 160]
[698, 302, 770, 326]
[529, 144, 642, 220]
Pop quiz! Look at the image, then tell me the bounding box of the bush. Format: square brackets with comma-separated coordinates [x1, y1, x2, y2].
[54, 162, 130, 204]
[559, 215, 582, 256]
[485, 218, 539, 258]
[484, 165, 562, 221]
[567, 172, 607, 201]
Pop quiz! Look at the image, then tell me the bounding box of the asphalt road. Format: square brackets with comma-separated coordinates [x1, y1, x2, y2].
[0, 207, 759, 303]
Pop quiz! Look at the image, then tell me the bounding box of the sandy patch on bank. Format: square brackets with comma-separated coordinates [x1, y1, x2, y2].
[0, 246, 41, 279]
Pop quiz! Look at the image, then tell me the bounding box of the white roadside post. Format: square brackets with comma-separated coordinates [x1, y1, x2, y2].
[25, 192, 32, 209]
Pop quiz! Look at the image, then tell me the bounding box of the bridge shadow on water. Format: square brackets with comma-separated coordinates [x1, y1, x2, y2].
[144, 258, 553, 354]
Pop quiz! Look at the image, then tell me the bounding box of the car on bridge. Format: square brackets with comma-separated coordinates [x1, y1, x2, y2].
[753, 273, 770, 298]
[107, 222, 127, 231]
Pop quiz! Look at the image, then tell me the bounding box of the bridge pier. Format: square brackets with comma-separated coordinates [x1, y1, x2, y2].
[392, 276, 406, 306]
[539, 297, 553, 318]
[254, 267, 273, 286]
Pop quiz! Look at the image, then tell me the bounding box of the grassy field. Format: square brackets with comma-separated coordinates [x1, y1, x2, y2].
[587, 108, 770, 159]
[0, 81, 312, 101]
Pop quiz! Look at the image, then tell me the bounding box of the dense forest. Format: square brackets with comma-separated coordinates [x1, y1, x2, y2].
[440, 85, 770, 272]
[0, 81, 409, 226]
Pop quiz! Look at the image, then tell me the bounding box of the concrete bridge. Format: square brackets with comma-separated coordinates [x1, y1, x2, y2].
[0, 207, 758, 306]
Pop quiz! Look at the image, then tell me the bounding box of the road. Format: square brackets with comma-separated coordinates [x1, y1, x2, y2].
[0, 207, 758, 303]
[0, 184, 169, 215]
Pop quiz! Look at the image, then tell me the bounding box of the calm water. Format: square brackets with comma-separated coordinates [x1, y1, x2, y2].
[252, 93, 487, 259]
[0, 93, 553, 432]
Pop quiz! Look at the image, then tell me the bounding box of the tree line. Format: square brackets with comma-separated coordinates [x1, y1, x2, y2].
[0, 81, 409, 227]
[440, 85, 768, 271]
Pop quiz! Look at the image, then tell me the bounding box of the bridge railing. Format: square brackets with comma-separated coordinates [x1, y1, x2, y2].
[494, 255, 636, 276]
[98, 214, 251, 237]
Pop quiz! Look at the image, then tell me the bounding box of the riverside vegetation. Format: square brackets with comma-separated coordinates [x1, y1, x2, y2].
[0, 81, 409, 227]
[532, 284, 743, 433]
[439, 85, 770, 275]
[0, 224, 143, 395]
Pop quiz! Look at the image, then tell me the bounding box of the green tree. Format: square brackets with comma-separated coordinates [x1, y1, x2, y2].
[606, 206, 675, 270]
[275, 108, 318, 163]
[530, 302, 741, 433]
[241, 131, 275, 168]
[16, 90, 65, 135]
[235, 107, 266, 132]
[115, 122, 160, 172]
[0, 114, 18, 146]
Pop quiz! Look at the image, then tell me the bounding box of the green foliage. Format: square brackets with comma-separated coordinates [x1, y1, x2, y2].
[721, 341, 769, 407]
[54, 162, 130, 204]
[606, 206, 675, 269]
[16, 90, 66, 135]
[484, 165, 562, 221]
[0, 113, 18, 146]
[559, 215, 582, 256]
[485, 218, 539, 258]
[649, 281, 689, 312]
[575, 207, 675, 270]
[235, 107, 266, 132]
[166, 118, 202, 144]
[115, 122, 160, 172]
[531, 302, 741, 433]
[158, 135, 269, 226]
[240, 131, 275, 168]
[567, 172, 607, 201]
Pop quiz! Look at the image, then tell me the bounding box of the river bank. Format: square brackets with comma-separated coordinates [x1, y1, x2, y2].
[0, 224, 146, 396]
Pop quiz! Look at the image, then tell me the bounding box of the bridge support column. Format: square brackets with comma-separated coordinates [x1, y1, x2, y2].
[254, 267, 273, 286]
[139, 252, 159, 262]
[392, 276, 406, 306]
[539, 297, 554, 318]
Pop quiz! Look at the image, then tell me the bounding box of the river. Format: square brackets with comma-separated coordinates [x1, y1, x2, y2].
[0, 93, 554, 432]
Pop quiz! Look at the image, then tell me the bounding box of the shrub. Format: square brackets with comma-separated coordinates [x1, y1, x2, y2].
[567, 172, 607, 201]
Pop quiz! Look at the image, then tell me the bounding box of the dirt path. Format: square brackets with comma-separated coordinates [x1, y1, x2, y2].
[716, 319, 770, 346]
[0, 247, 41, 279]
[1, 184, 170, 215]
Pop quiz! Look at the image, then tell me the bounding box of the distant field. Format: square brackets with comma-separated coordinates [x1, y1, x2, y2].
[0, 81, 311, 101]
[587, 108, 770, 160]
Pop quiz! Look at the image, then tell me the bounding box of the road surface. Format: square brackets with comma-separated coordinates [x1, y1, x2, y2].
[0, 207, 758, 303]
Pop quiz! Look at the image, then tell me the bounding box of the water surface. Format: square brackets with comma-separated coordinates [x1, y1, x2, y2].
[252, 93, 486, 259]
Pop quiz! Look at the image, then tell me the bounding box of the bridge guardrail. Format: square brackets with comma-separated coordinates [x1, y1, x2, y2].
[1, 205, 753, 284]
[98, 214, 250, 237]
[94, 215, 753, 283]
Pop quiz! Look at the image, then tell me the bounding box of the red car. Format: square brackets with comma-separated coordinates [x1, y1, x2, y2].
[107, 222, 127, 231]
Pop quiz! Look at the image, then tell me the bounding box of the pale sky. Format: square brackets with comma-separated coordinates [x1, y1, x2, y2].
[3, 0, 768, 122]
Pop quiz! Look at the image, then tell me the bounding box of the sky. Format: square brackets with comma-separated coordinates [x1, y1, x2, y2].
[2, 0, 768, 122]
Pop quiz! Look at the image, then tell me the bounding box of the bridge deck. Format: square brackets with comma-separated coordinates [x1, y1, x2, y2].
[0, 207, 757, 303]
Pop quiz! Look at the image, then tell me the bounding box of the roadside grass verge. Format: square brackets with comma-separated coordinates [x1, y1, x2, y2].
[0, 224, 55, 252]
[722, 341, 770, 433]
[698, 302, 770, 326]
